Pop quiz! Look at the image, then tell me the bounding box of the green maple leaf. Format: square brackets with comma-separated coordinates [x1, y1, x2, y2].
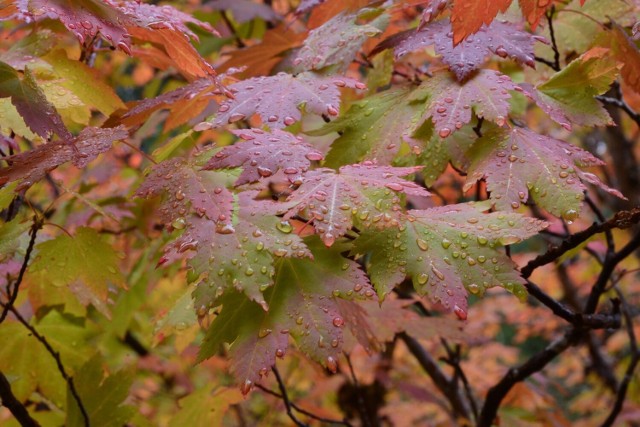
[66, 356, 135, 427]
[169, 386, 243, 426]
[353, 203, 547, 318]
[198, 238, 375, 393]
[522, 48, 620, 129]
[28, 227, 125, 317]
[0, 310, 95, 405]
[307, 88, 427, 167]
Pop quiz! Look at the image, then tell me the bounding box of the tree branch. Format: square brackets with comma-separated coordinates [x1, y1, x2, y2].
[0, 371, 40, 427]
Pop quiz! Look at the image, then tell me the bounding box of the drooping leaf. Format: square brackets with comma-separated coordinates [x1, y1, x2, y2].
[411, 69, 516, 138]
[66, 356, 135, 427]
[465, 126, 626, 220]
[308, 87, 427, 167]
[282, 164, 430, 246]
[135, 156, 234, 225]
[209, 0, 281, 23]
[210, 72, 365, 129]
[0, 61, 70, 140]
[352, 203, 547, 317]
[597, 24, 640, 94]
[27, 227, 125, 316]
[0, 125, 128, 190]
[198, 238, 375, 391]
[0, 310, 95, 403]
[293, 10, 388, 72]
[204, 128, 324, 185]
[373, 20, 541, 80]
[521, 47, 620, 129]
[450, 0, 513, 45]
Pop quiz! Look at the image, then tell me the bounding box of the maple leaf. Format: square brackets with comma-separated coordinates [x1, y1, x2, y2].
[197, 238, 375, 392]
[465, 126, 626, 220]
[450, 0, 513, 45]
[281, 163, 430, 247]
[373, 20, 542, 81]
[353, 203, 547, 318]
[411, 69, 516, 138]
[209, 0, 281, 23]
[308, 87, 427, 167]
[27, 227, 125, 317]
[135, 156, 234, 225]
[204, 128, 324, 185]
[520, 47, 620, 129]
[518, 0, 553, 29]
[597, 23, 640, 95]
[0, 61, 70, 140]
[295, 0, 327, 15]
[209, 72, 365, 129]
[0, 125, 128, 190]
[293, 10, 388, 73]
[337, 298, 468, 352]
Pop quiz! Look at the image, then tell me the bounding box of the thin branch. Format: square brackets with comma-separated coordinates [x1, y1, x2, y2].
[0, 371, 40, 427]
[600, 291, 640, 427]
[0, 303, 90, 427]
[546, 7, 561, 71]
[220, 11, 246, 48]
[271, 366, 309, 427]
[255, 383, 353, 426]
[441, 342, 479, 421]
[597, 95, 640, 129]
[521, 207, 640, 279]
[0, 216, 42, 324]
[477, 329, 581, 427]
[399, 332, 472, 421]
[344, 353, 374, 427]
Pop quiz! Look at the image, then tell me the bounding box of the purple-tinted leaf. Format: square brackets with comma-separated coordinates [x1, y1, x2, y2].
[412, 69, 515, 138]
[282, 164, 430, 246]
[418, 0, 450, 29]
[204, 128, 323, 185]
[465, 127, 626, 220]
[211, 72, 365, 129]
[0, 126, 127, 190]
[0, 62, 71, 140]
[294, 0, 327, 15]
[373, 20, 543, 80]
[208, 0, 281, 23]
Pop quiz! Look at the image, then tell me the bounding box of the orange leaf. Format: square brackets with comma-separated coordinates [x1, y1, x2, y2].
[450, 0, 512, 45]
[218, 25, 305, 78]
[518, 0, 554, 29]
[307, 0, 372, 29]
[599, 24, 640, 94]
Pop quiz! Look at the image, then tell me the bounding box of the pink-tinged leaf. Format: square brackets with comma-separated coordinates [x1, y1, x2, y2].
[117, 1, 216, 40]
[209, 0, 280, 23]
[337, 298, 468, 352]
[418, 0, 450, 29]
[211, 72, 365, 129]
[204, 129, 323, 185]
[198, 239, 375, 389]
[294, 0, 327, 15]
[0, 126, 127, 190]
[135, 157, 234, 224]
[450, 0, 513, 45]
[0, 62, 71, 140]
[353, 204, 547, 311]
[282, 164, 430, 246]
[412, 69, 516, 138]
[465, 127, 626, 220]
[293, 11, 387, 72]
[373, 20, 541, 80]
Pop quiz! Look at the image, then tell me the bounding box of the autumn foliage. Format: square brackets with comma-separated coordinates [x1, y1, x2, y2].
[1, 0, 640, 426]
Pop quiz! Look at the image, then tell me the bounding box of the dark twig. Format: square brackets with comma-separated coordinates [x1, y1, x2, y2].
[600, 291, 640, 427]
[521, 207, 640, 279]
[0, 216, 42, 324]
[256, 377, 353, 426]
[0, 371, 40, 426]
[344, 353, 373, 427]
[597, 95, 640, 129]
[441, 342, 479, 421]
[547, 7, 561, 71]
[220, 11, 246, 48]
[271, 366, 309, 427]
[0, 303, 90, 427]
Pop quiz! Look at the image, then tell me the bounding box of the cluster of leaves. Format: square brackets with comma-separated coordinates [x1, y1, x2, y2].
[1, 0, 640, 425]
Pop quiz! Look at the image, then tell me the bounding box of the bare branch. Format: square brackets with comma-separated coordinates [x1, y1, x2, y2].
[0, 371, 40, 427]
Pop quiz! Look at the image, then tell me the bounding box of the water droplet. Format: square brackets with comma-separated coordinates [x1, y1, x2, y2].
[332, 317, 344, 327]
[441, 238, 451, 249]
[439, 128, 452, 138]
[171, 217, 186, 230]
[326, 356, 338, 373]
[216, 223, 235, 234]
[240, 379, 253, 395]
[453, 305, 467, 320]
[416, 238, 429, 251]
[563, 209, 578, 223]
[276, 221, 293, 234]
[417, 273, 429, 285]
